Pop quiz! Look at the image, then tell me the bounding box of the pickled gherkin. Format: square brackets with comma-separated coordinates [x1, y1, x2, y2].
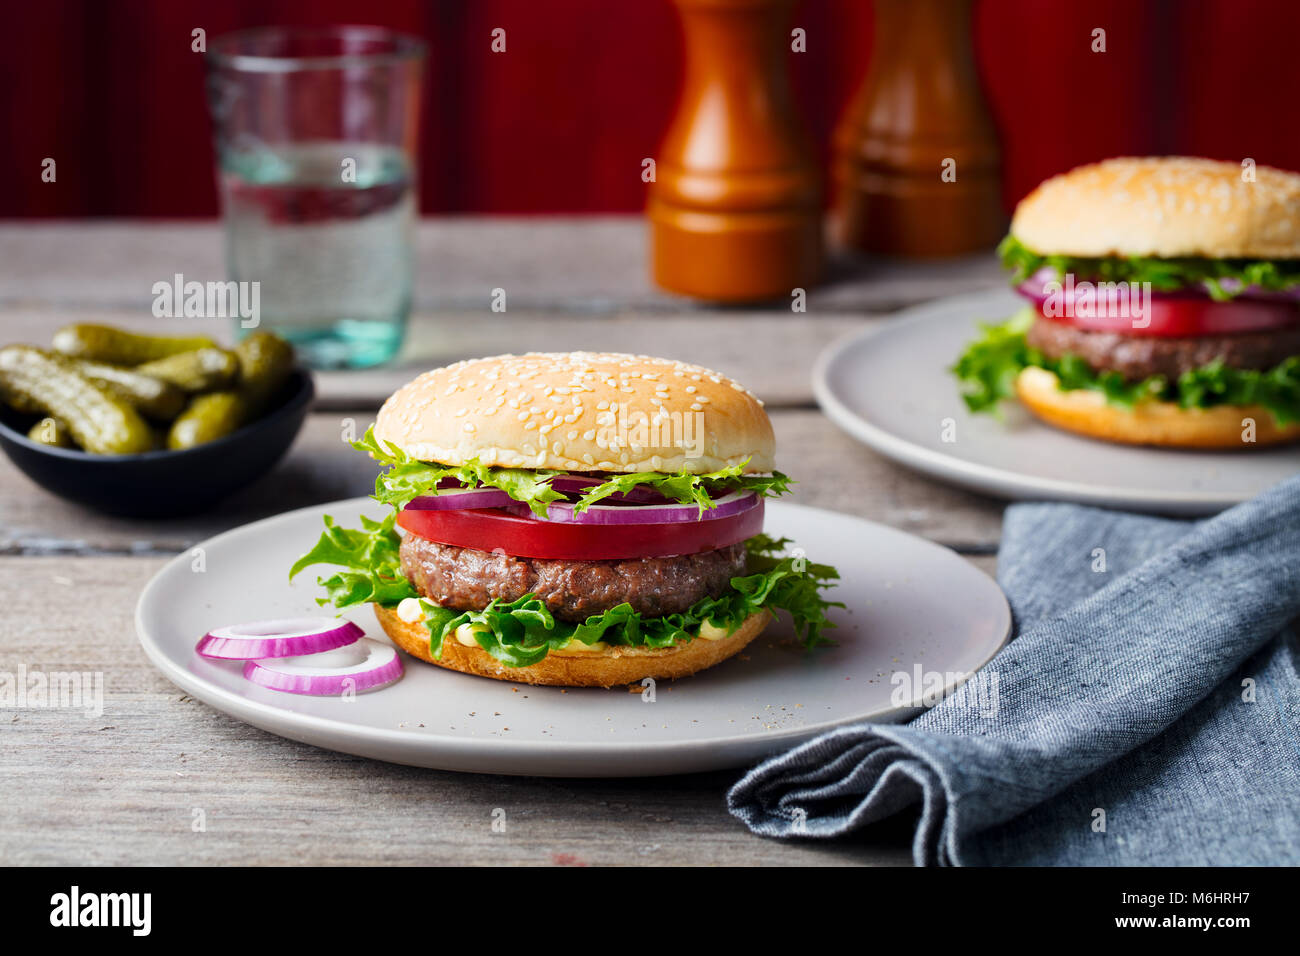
[234, 332, 294, 409]
[0, 346, 154, 455]
[167, 332, 294, 450]
[66, 358, 186, 420]
[135, 348, 239, 393]
[167, 393, 244, 450]
[27, 417, 74, 448]
[52, 324, 217, 366]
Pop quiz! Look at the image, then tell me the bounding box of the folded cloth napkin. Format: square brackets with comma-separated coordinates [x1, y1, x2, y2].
[727, 473, 1300, 866]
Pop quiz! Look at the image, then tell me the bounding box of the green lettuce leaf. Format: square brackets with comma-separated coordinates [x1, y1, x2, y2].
[354, 426, 566, 516]
[999, 235, 1300, 302]
[419, 533, 841, 666]
[292, 522, 842, 667]
[289, 511, 416, 608]
[949, 308, 1039, 414]
[353, 424, 792, 515]
[951, 309, 1300, 424]
[569, 466, 792, 514]
[1176, 356, 1300, 424]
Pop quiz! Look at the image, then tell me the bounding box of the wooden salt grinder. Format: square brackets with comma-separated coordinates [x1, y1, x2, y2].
[835, 0, 1004, 257]
[648, 0, 823, 302]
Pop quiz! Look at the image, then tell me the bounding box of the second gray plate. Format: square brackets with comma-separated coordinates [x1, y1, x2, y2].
[814, 288, 1299, 515]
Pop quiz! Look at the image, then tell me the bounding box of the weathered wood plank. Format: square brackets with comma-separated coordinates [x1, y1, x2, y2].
[0, 555, 1009, 865]
[0, 305, 873, 410]
[0, 219, 1005, 314]
[0, 411, 1005, 555]
[0, 220, 1009, 865]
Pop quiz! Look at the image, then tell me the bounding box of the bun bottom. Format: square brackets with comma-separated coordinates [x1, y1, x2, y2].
[1015, 366, 1300, 449]
[374, 604, 773, 688]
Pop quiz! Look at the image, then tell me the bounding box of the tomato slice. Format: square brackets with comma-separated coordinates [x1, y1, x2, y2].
[1025, 292, 1300, 337]
[396, 502, 765, 560]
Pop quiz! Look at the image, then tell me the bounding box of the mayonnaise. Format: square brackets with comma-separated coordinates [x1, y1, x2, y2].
[698, 620, 731, 641]
[454, 623, 485, 647]
[551, 639, 608, 655]
[396, 597, 425, 623]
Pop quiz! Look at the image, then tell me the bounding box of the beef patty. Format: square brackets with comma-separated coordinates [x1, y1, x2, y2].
[1026, 317, 1300, 382]
[399, 535, 748, 622]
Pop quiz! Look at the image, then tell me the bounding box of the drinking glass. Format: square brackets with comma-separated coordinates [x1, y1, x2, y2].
[206, 26, 424, 369]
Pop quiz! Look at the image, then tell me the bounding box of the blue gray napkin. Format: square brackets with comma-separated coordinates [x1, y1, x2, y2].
[727, 473, 1300, 865]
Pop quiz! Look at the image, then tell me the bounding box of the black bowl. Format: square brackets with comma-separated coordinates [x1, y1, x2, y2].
[0, 369, 314, 517]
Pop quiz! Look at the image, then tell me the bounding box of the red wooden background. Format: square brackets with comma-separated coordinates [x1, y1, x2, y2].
[2, 0, 1297, 217]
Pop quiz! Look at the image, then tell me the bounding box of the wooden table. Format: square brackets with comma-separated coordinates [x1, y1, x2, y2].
[0, 220, 1007, 865]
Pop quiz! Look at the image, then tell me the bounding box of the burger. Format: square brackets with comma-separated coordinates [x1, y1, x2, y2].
[953, 157, 1300, 447]
[291, 352, 840, 687]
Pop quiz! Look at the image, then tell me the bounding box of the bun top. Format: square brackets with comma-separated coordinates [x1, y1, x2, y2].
[1011, 157, 1300, 258]
[373, 352, 776, 474]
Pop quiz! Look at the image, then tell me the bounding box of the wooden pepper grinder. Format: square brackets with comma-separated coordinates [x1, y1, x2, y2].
[649, 0, 823, 302]
[834, 0, 1004, 257]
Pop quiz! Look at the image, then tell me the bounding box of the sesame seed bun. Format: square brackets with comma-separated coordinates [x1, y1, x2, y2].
[1010, 157, 1300, 259]
[373, 352, 775, 473]
[1014, 366, 1300, 448]
[374, 604, 772, 688]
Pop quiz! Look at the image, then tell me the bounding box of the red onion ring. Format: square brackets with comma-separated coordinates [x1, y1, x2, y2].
[242, 639, 404, 696]
[1015, 274, 1300, 335]
[503, 489, 760, 525]
[408, 477, 693, 513]
[406, 487, 515, 511]
[1017, 267, 1300, 304]
[196, 617, 364, 660]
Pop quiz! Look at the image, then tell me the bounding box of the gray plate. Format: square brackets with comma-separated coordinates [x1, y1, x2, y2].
[814, 288, 1300, 515]
[135, 497, 1011, 777]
